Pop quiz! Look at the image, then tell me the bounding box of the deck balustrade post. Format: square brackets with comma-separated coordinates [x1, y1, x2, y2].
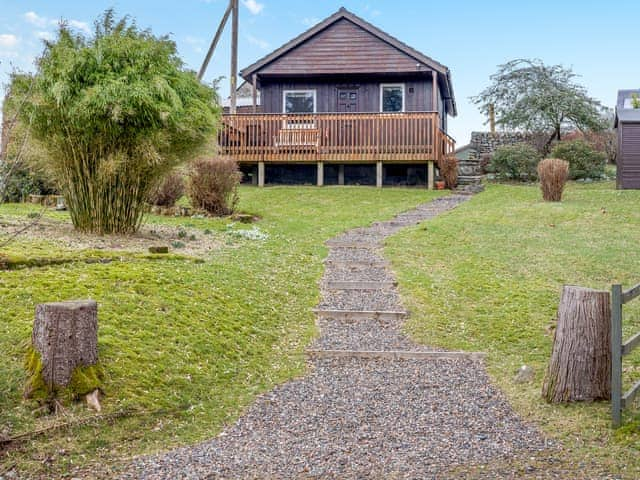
[258, 161, 265, 187]
[317, 161, 324, 186]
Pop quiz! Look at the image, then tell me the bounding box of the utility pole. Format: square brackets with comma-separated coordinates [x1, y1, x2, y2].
[197, 0, 239, 113]
[230, 0, 239, 114]
[489, 103, 496, 134]
[197, 0, 233, 82]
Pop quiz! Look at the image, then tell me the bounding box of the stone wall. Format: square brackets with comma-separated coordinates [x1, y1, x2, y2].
[457, 131, 534, 185]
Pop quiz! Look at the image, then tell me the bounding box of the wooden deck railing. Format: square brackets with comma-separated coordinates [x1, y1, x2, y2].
[219, 112, 453, 162]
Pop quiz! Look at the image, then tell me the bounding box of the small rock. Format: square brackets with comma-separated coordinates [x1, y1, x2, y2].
[514, 365, 535, 384]
[86, 389, 102, 412]
[233, 213, 256, 224]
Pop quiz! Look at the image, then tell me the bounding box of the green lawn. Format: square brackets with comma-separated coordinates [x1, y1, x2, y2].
[386, 181, 640, 477]
[0, 186, 441, 478]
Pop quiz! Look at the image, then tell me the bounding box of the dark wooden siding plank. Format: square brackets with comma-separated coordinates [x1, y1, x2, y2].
[261, 19, 423, 75]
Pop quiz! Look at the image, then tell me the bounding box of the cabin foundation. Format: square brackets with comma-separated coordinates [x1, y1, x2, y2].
[241, 162, 434, 188]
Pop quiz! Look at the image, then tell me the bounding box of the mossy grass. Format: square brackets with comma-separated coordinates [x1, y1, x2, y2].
[386, 181, 640, 477]
[0, 185, 442, 477]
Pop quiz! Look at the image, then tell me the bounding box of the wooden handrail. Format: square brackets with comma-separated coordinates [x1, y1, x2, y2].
[219, 112, 451, 162]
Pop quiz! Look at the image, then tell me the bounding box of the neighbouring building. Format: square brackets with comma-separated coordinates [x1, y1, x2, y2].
[219, 7, 456, 188]
[615, 89, 640, 189]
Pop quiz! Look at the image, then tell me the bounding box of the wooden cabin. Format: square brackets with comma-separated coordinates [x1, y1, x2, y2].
[220, 7, 457, 188]
[615, 90, 640, 189]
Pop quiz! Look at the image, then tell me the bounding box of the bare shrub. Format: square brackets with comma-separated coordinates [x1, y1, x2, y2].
[148, 171, 184, 207]
[537, 158, 569, 202]
[438, 155, 458, 189]
[187, 157, 241, 215]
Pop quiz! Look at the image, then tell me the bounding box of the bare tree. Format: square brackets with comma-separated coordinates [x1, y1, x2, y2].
[0, 71, 46, 249]
[472, 59, 608, 152]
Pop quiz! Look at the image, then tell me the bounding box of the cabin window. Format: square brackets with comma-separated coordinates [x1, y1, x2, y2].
[283, 90, 316, 114]
[380, 84, 405, 113]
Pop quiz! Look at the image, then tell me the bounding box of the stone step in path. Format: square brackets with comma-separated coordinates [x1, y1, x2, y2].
[120, 194, 551, 480]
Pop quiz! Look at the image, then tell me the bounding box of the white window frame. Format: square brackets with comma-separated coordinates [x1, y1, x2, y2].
[380, 83, 405, 113]
[282, 89, 317, 114]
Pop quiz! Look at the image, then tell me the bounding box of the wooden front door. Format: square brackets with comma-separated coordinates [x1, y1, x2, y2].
[337, 88, 359, 148]
[337, 88, 359, 112]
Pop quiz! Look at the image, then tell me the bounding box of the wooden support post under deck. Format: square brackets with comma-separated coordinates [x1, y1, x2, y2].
[338, 165, 345, 186]
[376, 161, 383, 188]
[428, 161, 434, 190]
[317, 161, 324, 186]
[258, 161, 265, 187]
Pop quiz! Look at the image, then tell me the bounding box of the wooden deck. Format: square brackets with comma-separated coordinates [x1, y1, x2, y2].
[219, 112, 454, 163]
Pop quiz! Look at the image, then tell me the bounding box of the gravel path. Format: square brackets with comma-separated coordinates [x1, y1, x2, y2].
[120, 194, 553, 480]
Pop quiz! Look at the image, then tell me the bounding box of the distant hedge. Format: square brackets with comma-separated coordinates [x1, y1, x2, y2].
[551, 140, 606, 180]
[488, 143, 541, 182]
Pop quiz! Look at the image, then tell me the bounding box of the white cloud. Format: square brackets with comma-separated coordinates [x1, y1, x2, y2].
[23, 11, 91, 35]
[363, 4, 381, 18]
[246, 34, 269, 50]
[36, 31, 54, 41]
[185, 35, 205, 53]
[0, 34, 19, 48]
[68, 19, 91, 34]
[241, 0, 264, 15]
[24, 11, 48, 28]
[302, 17, 320, 27]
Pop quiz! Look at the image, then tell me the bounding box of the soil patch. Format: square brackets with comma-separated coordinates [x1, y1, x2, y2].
[0, 217, 222, 258]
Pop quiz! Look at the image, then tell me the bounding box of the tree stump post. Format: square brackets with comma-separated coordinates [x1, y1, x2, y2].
[32, 300, 99, 391]
[542, 286, 611, 403]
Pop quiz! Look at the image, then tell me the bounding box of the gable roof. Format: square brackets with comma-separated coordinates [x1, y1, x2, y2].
[240, 7, 456, 116]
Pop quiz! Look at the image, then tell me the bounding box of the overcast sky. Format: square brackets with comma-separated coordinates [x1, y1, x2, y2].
[1, 0, 637, 144]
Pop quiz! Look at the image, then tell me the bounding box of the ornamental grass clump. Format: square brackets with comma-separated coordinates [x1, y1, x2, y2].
[537, 158, 569, 202]
[438, 155, 458, 189]
[18, 10, 219, 234]
[187, 157, 241, 216]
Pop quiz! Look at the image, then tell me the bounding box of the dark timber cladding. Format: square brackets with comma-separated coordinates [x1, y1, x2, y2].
[223, 7, 457, 188]
[615, 90, 640, 189]
[259, 19, 425, 74]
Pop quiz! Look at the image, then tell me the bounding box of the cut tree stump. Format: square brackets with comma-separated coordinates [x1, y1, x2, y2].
[32, 300, 99, 390]
[542, 285, 611, 403]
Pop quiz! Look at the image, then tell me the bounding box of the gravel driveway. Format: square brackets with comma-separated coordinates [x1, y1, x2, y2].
[119, 194, 552, 480]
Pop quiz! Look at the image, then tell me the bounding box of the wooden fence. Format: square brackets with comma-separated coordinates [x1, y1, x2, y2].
[611, 283, 640, 427]
[219, 112, 453, 163]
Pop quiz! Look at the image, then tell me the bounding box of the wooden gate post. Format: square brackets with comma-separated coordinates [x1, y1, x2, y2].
[611, 284, 623, 427]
